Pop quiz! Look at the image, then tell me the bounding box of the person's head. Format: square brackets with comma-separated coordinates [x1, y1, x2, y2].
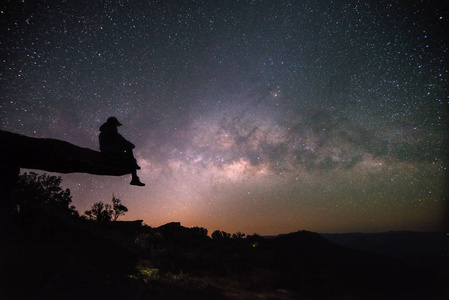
[107, 117, 122, 127]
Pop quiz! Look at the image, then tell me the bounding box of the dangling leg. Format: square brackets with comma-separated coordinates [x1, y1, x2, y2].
[130, 169, 145, 186]
[126, 149, 144, 186]
[124, 148, 141, 170]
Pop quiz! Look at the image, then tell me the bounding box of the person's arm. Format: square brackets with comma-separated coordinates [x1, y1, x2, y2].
[116, 133, 135, 149]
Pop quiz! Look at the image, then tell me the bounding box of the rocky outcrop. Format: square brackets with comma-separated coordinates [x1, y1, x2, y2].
[0, 130, 133, 176]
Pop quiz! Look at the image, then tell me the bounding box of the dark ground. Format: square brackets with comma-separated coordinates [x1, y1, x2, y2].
[1, 207, 447, 300]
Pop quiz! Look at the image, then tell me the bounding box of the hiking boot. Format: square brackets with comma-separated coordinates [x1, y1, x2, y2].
[130, 178, 145, 186]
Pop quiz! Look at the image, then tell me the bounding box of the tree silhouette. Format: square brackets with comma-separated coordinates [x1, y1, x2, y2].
[84, 201, 113, 222]
[12, 172, 78, 216]
[211, 230, 231, 240]
[191, 226, 209, 238]
[112, 194, 128, 221]
[232, 232, 246, 239]
[84, 194, 128, 222]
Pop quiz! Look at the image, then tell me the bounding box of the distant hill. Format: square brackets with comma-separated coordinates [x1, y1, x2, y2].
[265, 230, 438, 298]
[320, 231, 448, 259]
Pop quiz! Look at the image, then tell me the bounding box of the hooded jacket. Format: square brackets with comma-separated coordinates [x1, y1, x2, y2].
[99, 122, 135, 154]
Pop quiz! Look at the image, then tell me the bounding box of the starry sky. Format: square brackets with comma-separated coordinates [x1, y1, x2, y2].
[2, 0, 448, 235]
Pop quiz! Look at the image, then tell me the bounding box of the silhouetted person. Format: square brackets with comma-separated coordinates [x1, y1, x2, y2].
[99, 117, 145, 186]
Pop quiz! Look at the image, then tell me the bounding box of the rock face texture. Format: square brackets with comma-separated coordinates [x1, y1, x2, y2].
[0, 130, 133, 176]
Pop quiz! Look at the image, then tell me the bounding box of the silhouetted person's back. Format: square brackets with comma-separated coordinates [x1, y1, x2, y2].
[99, 117, 145, 186]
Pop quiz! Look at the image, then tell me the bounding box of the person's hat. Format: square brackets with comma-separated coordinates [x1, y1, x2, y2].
[107, 117, 122, 126]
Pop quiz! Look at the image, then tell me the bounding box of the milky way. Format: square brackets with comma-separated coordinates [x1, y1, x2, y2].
[1, 0, 448, 234]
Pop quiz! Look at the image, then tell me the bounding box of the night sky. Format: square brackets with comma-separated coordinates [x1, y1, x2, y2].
[2, 0, 448, 235]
